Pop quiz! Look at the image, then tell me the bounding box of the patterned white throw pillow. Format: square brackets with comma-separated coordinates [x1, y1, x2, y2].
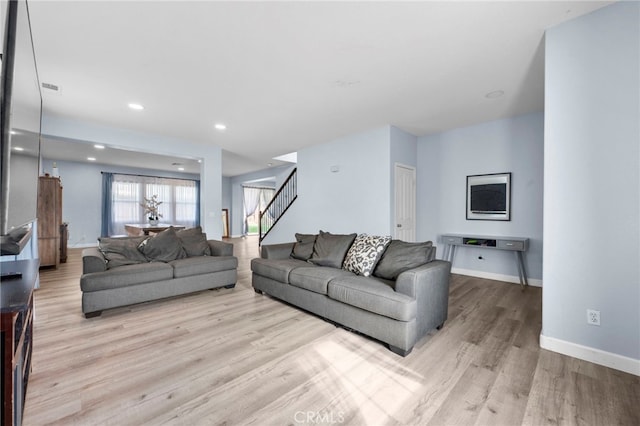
[342, 234, 392, 277]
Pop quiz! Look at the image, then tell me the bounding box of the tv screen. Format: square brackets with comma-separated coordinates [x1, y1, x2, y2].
[466, 172, 511, 221]
[470, 183, 507, 213]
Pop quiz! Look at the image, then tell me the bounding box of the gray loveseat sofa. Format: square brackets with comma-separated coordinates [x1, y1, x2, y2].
[81, 226, 237, 318]
[251, 231, 451, 356]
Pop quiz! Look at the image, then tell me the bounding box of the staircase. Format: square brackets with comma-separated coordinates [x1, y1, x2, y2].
[259, 168, 297, 244]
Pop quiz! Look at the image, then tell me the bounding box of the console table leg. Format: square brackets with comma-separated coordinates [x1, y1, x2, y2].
[449, 245, 456, 263]
[515, 251, 528, 289]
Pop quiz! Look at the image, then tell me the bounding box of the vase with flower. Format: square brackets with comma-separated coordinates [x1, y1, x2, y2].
[141, 195, 163, 225]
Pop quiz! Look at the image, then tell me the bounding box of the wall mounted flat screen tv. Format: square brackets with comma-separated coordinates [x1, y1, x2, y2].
[1, 0, 43, 255]
[466, 173, 511, 221]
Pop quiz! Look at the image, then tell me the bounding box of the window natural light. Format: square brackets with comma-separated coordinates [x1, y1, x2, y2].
[108, 174, 198, 235]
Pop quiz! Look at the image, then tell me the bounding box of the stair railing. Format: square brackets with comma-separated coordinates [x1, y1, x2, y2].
[259, 168, 297, 244]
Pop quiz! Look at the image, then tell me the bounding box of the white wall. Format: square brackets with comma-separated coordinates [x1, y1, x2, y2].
[40, 158, 199, 247]
[41, 115, 223, 239]
[417, 112, 544, 283]
[222, 176, 232, 212]
[263, 126, 393, 244]
[542, 2, 639, 374]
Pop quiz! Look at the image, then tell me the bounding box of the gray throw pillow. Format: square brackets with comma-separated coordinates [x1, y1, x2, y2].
[138, 227, 186, 262]
[308, 230, 357, 268]
[373, 240, 434, 280]
[177, 226, 211, 257]
[98, 236, 148, 269]
[290, 233, 317, 261]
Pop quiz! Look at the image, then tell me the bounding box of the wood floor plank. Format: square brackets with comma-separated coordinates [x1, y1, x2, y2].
[474, 346, 539, 426]
[20, 237, 639, 426]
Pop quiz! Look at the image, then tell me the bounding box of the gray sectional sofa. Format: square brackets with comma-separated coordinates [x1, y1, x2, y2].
[251, 231, 451, 356]
[81, 226, 237, 318]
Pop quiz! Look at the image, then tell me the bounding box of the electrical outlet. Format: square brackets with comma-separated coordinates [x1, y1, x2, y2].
[587, 309, 601, 326]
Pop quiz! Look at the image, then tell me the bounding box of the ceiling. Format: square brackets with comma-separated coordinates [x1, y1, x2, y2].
[25, 1, 612, 177]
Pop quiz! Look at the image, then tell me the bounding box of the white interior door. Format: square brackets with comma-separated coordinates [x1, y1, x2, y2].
[394, 164, 416, 241]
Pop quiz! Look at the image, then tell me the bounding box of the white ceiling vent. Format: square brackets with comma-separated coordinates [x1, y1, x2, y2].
[42, 82, 60, 93]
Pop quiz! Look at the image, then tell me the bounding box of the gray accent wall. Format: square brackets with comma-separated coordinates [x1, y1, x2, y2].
[417, 112, 544, 282]
[543, 2, 639, 363]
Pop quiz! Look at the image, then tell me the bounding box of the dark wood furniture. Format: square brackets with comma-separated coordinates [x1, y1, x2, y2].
[124, 224, 186, 237]
[1, 259, 38, 425]
[59, 223, 68, 264]
[37, 176, 63, 268]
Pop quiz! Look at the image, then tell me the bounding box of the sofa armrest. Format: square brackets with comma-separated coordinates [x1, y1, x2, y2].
[207, 239, 234, 256]
[82, 247, 107, 274]
[395, 260, 451, 335]
[260, 242, 295, 259]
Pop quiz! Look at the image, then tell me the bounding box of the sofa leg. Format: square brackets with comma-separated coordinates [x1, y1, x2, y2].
[84, 311, 101, 319]
[436, 322, 445, 330]
[254, 288, 263, 294]
[224, 284, 236, 289]
[389, 345, 412, 357]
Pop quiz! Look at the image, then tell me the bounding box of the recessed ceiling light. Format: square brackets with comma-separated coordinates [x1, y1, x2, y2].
[128, 103, 144, 110]
[10, 130, 18, 135]
[94, 144, 105, 149]
[485, 90, 505, 99]
[87, 157, 96, 161]
[13, 146, 24, 151]
[197, 159, 202, 163]
[214, 123, 226, 131]
[178, 167, 185, 171]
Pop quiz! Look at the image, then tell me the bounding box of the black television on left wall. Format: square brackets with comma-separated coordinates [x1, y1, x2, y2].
[0, 0, 43, 255]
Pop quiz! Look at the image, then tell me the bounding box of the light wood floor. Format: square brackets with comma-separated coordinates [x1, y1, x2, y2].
[23, 236, 638, 425]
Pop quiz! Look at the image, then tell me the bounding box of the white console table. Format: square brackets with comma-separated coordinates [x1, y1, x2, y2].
[440, 234, 529, 288]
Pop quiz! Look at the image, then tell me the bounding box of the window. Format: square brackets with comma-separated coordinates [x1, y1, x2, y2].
[103, 173, 199, 236]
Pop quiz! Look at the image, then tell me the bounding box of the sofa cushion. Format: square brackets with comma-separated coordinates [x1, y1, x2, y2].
[328, 276, 417, 321]
[373, 240, 435, 281]
[98, 236, 148, 269]
[289, 266, 354, 295]
[342, 234, 392, 277]
[290, 233, 317, 261]
[170, 256, 238, 278]
[138, 227, 186, 262]
[308, 231, 357, 268]
[80, 262, 174, 292]
[177, 226, 211, 257]
[251, 258, 308, 283]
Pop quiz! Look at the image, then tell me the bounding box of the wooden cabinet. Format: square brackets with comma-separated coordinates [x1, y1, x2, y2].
[1, 260, 38, 425]
[37, 176, 62, 268]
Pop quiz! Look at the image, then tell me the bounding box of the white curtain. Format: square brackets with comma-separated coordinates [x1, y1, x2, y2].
[243, 187, 262, 235]
[108, 174, 198, 236]
[261, 188, 276, 221]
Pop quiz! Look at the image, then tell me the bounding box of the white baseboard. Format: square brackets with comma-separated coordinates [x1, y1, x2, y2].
[450, 267, 542, 287]
[540, 334, 640, 376]
[69, 242, 98, 249]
